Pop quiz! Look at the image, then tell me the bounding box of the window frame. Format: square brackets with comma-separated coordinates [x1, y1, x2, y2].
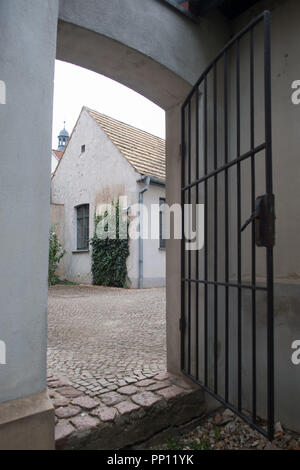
[76, 204, 90, 251]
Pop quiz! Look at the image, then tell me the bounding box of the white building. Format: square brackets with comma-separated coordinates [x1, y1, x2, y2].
[51, 107, 166, 288]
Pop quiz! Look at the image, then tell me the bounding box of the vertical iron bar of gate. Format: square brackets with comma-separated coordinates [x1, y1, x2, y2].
[187, 102, 192, 375]
[180, 106, 185, 372]
[204, 76, 208, 387]
[264, 10, 274, 441]
[236, 38, 242, 412]
[195, 89, 200, 381]
[224, 50, 229, 403]
[250, 26, 257, 424]
[213, 63, 218, 394]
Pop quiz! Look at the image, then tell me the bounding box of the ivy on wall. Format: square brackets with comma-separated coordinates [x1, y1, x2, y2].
[91, 200, 130, 288]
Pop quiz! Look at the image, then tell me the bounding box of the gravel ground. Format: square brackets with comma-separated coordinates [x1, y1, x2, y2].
[154, 408, 300, 450]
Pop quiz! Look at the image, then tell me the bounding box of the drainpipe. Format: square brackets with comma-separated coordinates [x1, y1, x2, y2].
[138, 175, 150, 289]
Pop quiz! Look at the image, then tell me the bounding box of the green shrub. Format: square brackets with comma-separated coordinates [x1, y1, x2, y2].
[49, 226, 66, 286]
[91, 200, 129, 288]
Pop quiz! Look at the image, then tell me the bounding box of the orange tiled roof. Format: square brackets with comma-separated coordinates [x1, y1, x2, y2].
[52, 150, 63, 160]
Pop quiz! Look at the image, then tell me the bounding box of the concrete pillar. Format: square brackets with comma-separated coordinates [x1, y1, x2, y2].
[0, 0, 58, 449]
[166, 103, 183, 375]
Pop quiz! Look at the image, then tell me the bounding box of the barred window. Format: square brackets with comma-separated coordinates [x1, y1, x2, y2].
[159, 198, 166, 250]
[76, 204, 89, 250]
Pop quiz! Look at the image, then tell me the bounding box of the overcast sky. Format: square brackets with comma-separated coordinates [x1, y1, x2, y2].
[52, 60, 166, 149]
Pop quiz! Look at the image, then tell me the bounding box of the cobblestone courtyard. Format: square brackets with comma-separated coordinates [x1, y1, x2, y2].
[48, 285, 166, 396]
[47, 285, 199, 449]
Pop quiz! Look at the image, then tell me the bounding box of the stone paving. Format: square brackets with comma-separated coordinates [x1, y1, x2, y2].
[48, 285, 166, 397]
[48, 285, 180, 448]
[48, 371, 204, 450]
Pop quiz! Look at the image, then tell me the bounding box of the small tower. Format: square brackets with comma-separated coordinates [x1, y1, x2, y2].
[57, 122, 69, 151]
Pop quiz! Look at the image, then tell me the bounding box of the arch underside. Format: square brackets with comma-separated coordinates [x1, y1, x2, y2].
[57, 20, 191, 110]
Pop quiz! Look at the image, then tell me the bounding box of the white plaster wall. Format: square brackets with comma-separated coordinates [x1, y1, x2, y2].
[0, 0, 59, 404]
[142, 184, 166, 288]
[51, 153, 59, 174]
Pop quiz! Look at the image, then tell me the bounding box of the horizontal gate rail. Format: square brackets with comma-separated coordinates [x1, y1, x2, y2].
[181, 279, 267, 291]
[182, 143, 266, 191]
[181, 10, 274, 440]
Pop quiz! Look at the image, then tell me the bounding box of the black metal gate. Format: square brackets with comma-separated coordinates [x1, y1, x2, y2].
[181, 11, 275, 439]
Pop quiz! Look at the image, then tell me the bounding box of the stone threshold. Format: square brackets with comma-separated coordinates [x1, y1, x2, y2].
[0, 392, 54, 450]
[49, 371, 206, 450]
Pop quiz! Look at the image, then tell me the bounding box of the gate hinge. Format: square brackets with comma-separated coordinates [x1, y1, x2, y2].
[179, 317, 186, 332]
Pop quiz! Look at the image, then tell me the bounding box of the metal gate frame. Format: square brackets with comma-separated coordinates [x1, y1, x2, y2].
[180, 11, 274, 440]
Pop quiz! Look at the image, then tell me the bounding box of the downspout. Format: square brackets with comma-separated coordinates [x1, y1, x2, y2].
[138, 175, 150, 289]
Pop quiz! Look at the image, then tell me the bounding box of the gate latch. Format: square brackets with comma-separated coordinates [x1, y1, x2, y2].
[241, 194, 275, 247]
